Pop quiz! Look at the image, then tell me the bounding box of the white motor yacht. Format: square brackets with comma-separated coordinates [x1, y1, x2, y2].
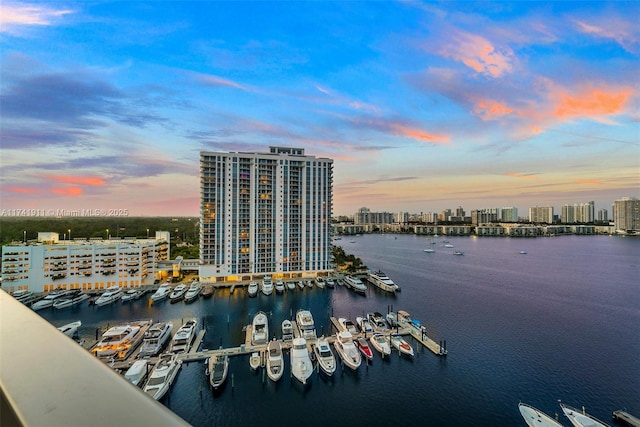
[313, 336, 336, 376]
[261, 277, 273, 296]
[366, 270, 399, 292]
[390, 333, 414, 357]
[91, 323, 142, 359]
[266, 339, 284, 382]
[315, 277, 325, 288]
[296, 280, 305, 290]
[334, 331, 361, 370]
[281, 319, 294, 342]
[344, 275, 367, 294]
[170, 319, 198, 354]
[95, 286, 123, 307]
[251, 311, 269, 346]
[275, 279, 285, 294]
[31, 290, 68, 311]
[325, 278, 335, 288]
[290, 337, 313, 384]
[124, 359, 149, 387]
[169, 284, 188, 303]
[519, 403, 564, 427]
[57, 320, 81, 338]
[560, 403, 611, 427]
[369, 333, 391, 356]
[247, 281, 259, 297]
[151, 282, 171, 302]
[53, 291, 89, 310]
[184, 282, 202, 303]
[386, 312, 398, 328]
[367, 312, 390, 333]
[121, 289, 140, 302]
[286, 281, 296, 291]
[338, 317, 358, 335]
[139, 321, 173, 357]
[143, 353, 182, 400]
[208, 353, 229, 389]
[295, 309, 317, 340]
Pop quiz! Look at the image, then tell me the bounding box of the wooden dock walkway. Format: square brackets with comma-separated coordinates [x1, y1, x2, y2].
[613, 410, 640, 427]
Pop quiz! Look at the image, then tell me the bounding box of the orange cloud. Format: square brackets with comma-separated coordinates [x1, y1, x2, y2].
[51, 187, 83, 196]
[389, 124, 451, 144]
[573, 179, 601, 185]
[506, 172, 538, 180]
[3, 186, 40, 194]
[472, 99, 513, 121]
[46, 175, 107, 186]
[553, 87, 632, 120]
[439, 30, 513, 78]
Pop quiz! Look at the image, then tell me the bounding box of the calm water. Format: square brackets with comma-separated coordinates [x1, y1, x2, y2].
[39, 235, 640, 426]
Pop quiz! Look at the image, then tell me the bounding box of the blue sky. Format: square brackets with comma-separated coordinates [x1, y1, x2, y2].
[1, 1, 638, 217]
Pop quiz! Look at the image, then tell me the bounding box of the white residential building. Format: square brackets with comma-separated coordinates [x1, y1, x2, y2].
[612, 197, 640, 233]
[529, 206, 554, 224]
[1, 232, 170, 294]
[199, 146, 333, 282]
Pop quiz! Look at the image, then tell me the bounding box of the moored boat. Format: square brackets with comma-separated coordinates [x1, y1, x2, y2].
[169, 284, 188, 303]
[32, 290, 69, 311]
[266, 339, 284, 382]
[261, 276, 273, 296]
[315, 277, 325, 288]
[139, 321, 173, 357]
[121, 288, 145, 302]
[356, 316, 373, 334]
[143, 352, 182, 400]
[150, 282, 171, 302]
[344, 275, 367, 294]
[386, 312, 398, 328]
[201, 286, 213, 298]
[208, 353, 229, 389]
[91, 321, 148, 359]
[369, 333, 391, 356]
[390, 333, 414, 357]
[247, 281, 259, 297]
[366, 270, 399, 292]
[290, 337, 313, 384]
[275, 279, 285, 294]
[355, 337, 374, 361]
[297, 280, 305, 290]
[249, 352, 261, 370]
[560, 403, 611, 427]
[170, 318, 198, 354]
[251, 311, 269, 346]
[325, 278, 335, 288]
[57, 320, 81, 338]
[313, 336, 336, 376]
[53, 291, 89, 310]
[286, 280, 296, 291]
[184, 281, 202, 303]
[338, 317, 358, 335]
[295, 309, 317, 340]
[124, 359, 149, 387]
[367, 312, 390, 333]
[334, 331, 361, 370]
[281, 319, 294, 342]
[95, 285, 123, 307]
[519, 403, 564, 427]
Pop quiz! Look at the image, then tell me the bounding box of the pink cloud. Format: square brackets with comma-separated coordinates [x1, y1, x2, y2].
[389, 123, 451, 144]
[552, 87, 633, 120]
[46, 175, 107, 186]
[3, 186, 40, 194]
[574, 18, 639, 54]
[505, 172, 538, 180]
[573, 179, 602, 185]
[195, 74, 249, 91]
[438, 30, 513, 78]
[472, 99, 513, 121]
[51, 187, 83, 196]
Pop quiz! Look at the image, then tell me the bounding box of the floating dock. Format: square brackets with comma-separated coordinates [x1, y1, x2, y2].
[613, 410, 640, 427]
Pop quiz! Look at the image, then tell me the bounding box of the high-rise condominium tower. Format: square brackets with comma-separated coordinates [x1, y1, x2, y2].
[199, 147, 333, 281]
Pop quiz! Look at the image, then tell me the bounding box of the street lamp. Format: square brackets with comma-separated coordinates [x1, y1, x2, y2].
[106, 229, 109, 240]
[23, 230, 26, 244]
[68, 229, 71, 241]
[146, 228, 150, 238]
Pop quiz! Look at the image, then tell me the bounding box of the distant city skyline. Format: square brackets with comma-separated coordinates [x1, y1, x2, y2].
[1, 2, 638, 217]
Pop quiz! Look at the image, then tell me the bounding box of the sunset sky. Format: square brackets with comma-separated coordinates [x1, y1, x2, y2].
[1, 1, 638, 217]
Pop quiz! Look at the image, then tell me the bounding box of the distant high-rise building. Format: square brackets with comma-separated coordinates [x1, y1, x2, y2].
[456, 206, 465, 217]
[471, 208, 499, 225]
[529, 206, 554, 224]
[394, 212, 409, 223]
[199, 147, 333, 280]
[612, 197, 640, 233]
[501, 207, 518, 222]
[440, 209, 452, 222]
[420, 212, 438, 223]
[562, 201, 595, 223]
[597, 209, 608, 222]
[354, 207, 393, 225]
[561, 204, 576, 223]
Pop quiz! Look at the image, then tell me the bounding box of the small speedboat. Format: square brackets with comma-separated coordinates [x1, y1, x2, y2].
[313, 336, 336, 376]
[390, 333, 414, 357]
[151, 282, 171, 302]
[369, 333, 391, 356]
[143, 353, 182, 400]
[290, 337, 313, 384]
[338, 317, 358, 335]
[560, 402, 611, 427]
[281, 319, 294, 342]
[297, 280, 305, 290]
[333, 331, 361, 370]
[355, 337, 374, 361]
[325, 278, 335, 288]
[315, 277, 325, 288]
[286, 281, 296, 291]
[356, 316, 373, 333]
[247, 281, 259, 297]
[266, 339, 284, 382]
[169, 284, 188, 303]
[209, 353, 229, 389]
[251, 311, 269, 346]
[249, 352, 261, 371]
[57, 320, 81, 338]
[261, 277, 273, 296]
[275, 279, 285, 294]
[519, 403, 564, 427]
